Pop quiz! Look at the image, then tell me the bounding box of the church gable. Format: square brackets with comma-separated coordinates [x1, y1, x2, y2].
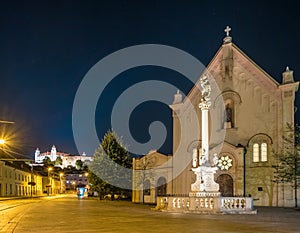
[181, 44, 283, 133]
[213, 44, 282, 131]
[134, 150, 171, 170]
[188, 42, 282, 104]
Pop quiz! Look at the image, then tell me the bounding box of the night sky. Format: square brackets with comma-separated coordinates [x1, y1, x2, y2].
[0, 1, 299, 158]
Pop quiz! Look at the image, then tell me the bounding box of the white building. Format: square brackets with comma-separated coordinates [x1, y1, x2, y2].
[34, 145, 93, 168]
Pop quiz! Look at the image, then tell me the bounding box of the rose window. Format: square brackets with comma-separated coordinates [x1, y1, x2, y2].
[218, 156, 233, 170]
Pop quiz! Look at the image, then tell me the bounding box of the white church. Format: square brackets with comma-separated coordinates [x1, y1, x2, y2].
[132, 27, 299, 207]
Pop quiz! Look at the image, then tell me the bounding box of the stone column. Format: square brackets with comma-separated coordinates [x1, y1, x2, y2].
[201, 104, 209, 163]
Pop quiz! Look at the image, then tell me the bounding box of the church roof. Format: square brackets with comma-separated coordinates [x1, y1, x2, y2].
[213, 42, 280, 85]
[185, 33, 286, 105]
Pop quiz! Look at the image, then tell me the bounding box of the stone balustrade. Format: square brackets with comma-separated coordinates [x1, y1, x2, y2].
[156, 196, 257, 214]
[220, 197, 257, 214]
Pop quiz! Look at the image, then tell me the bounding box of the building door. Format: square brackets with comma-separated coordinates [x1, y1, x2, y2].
[217, 174, 233, 197]
[156, 177, 166, 196]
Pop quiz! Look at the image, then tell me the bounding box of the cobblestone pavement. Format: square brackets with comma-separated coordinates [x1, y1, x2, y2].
[1, 195, 300, 233]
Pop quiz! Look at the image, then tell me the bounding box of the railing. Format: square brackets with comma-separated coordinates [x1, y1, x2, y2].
[156, 196, 256, 214]
[220, 197, 256, 213]
[156, 196, 168, 210]
[171, 197, 190, 210]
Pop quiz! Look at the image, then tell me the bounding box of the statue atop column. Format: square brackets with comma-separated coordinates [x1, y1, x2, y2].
[190, 74, 220, 195]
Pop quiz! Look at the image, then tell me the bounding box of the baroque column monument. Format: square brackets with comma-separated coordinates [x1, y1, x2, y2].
[190, 75, 220, 196]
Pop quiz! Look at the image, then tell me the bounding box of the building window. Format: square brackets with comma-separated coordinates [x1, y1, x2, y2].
[252, 142, 268, 162]
[218, 155, 233, 170]
[261, 143, 267, 162]
[253, 143, 259, 162]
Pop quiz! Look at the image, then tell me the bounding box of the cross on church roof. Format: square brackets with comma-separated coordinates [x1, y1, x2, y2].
[223, 26, 232, 43]
[224, 26, 231, 37]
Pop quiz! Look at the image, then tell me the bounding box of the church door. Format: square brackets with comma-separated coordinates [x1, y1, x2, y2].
[156, 177, 167, 196]
[216, 174, 233, 197]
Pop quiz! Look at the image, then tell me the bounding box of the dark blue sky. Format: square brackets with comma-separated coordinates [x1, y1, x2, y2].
[0, 1, 299, 158]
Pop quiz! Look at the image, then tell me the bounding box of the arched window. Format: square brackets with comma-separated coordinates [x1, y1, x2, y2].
[249, 134, 272, 164]
[253, 143, 259, 162]
[261, 143, 267, 162]
[252, 142, 268, 162]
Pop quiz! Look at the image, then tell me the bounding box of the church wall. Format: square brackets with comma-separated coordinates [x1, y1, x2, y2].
[132, 152, 173, 203]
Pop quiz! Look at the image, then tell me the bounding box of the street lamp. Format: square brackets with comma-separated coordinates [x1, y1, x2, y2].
[47, 167, 53, 195]
[59, 173, 64, 194]
[0, 119, 14, 146]
[72, 181, 76, 191]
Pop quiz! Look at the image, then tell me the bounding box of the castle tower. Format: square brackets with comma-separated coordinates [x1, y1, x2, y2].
[50, 145, 57, 161]
[35, 148, 40, 162]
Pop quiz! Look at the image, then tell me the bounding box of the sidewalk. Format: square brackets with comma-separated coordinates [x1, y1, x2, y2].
[0, 194, 65, 201]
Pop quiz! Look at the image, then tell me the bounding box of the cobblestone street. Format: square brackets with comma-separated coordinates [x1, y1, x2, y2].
[1, 195, 300, 233]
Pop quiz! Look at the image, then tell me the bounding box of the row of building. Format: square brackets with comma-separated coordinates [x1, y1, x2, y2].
[0, 160, 62, 197]
[0, 146, 92, 197]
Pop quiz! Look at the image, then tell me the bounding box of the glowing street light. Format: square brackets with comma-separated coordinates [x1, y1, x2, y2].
[0, 139, 5, 145]
[72, 181, 76, 190]
[0, 120, 14, 124]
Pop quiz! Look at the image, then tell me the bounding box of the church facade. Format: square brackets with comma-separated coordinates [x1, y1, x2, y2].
[132, 27, 299, 207]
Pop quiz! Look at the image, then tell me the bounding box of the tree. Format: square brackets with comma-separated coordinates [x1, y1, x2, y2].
[87, 170, 109, 199]
[89, 130, 132, 200]
[133, 156, 155, 203]
[55, 156, 63, 166]
[43, 157, 54, 167]
[75, 159, 84, 170]
[274, 124, 300, 208]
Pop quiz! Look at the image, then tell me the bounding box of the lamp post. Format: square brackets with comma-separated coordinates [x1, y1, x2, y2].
[72, 181, 76, 191]
[47, 167, 53, 195]
[59, 172, 64, 194]
[30, 163, 33, 197]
